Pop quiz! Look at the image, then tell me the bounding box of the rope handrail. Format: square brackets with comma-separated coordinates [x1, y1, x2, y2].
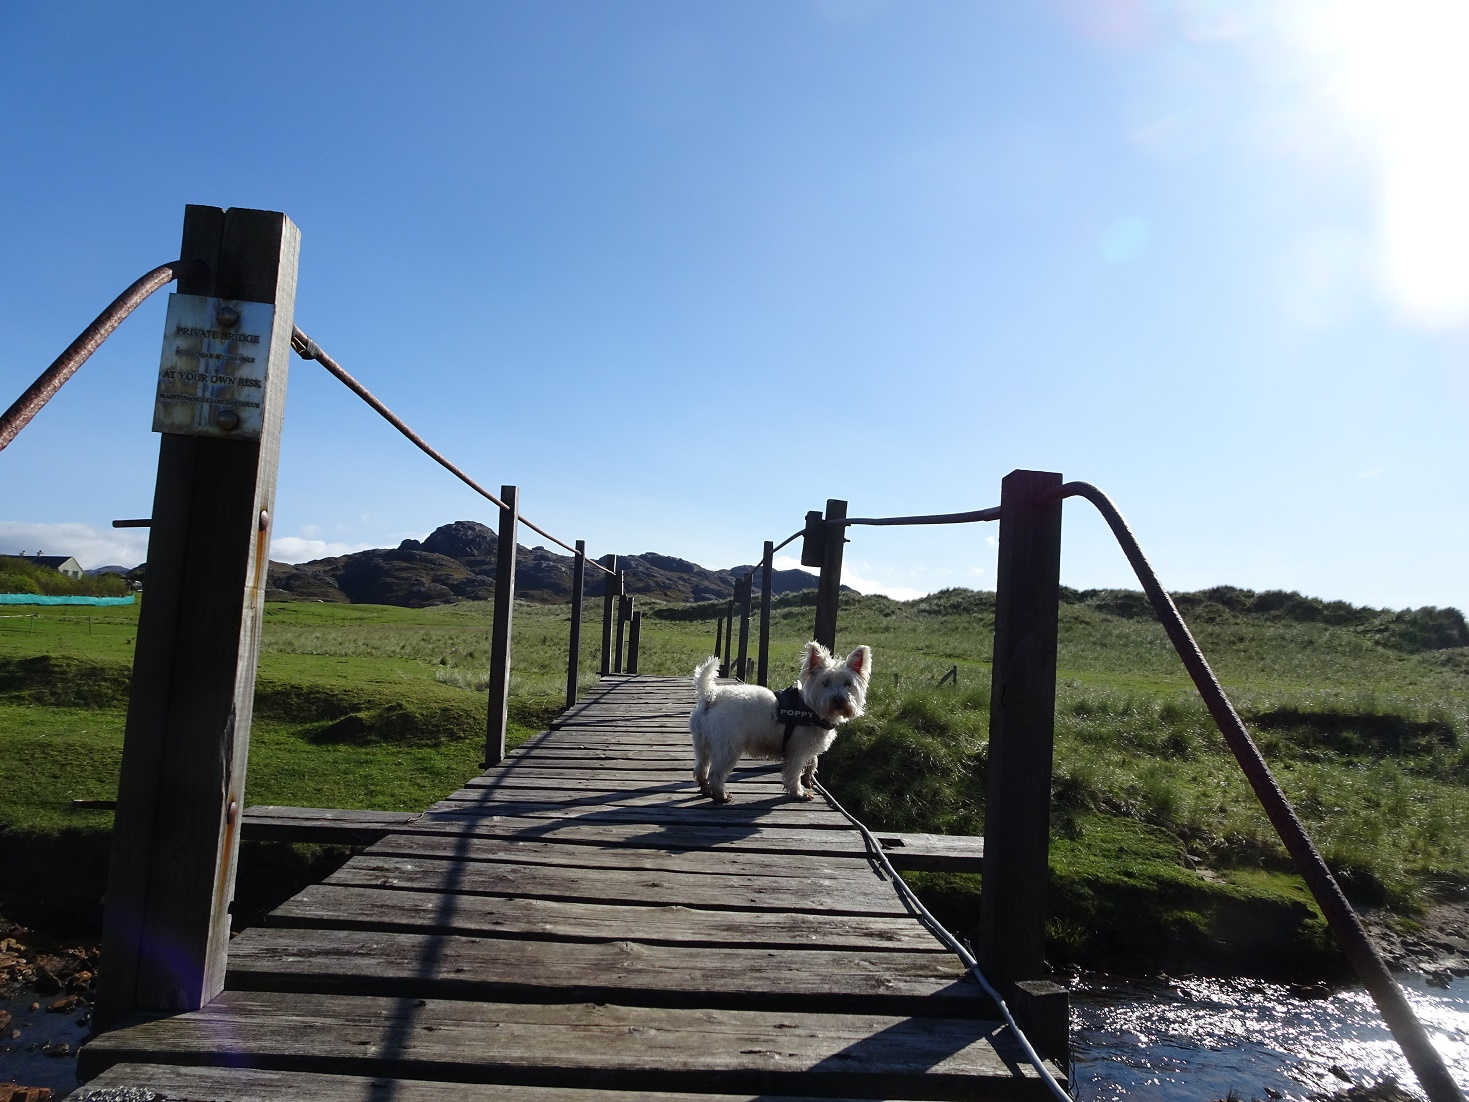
[0, 260, 182, 453]
[1052, 480, 1465, 1102]
[842, 506, 1001, 527]
[290, 326, 614, 576]
[815, 778, 1072, 1101]
[2, 263, 612, 576]
[769, 528, 805, 555]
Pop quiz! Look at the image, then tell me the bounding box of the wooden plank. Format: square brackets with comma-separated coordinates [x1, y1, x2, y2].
[472, 764, 782, 784]
[242, 806, 419, 845]
[323, 854, 908, 914]
[423, 796, 854, 828]
[371, 813, 890, 858]
[468, 771, 780, 789]
[873, 831, 986, 873]
[264, 882, 946, 952]
[79, 991, 1059, 1099]
[77, 1063, 923, 1102]
[98, 205, 301, 1027]
[221, 930, 990, 1018]
[362, 832, 890, 881]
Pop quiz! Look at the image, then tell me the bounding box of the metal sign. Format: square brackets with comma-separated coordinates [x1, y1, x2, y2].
[153, 294, 276, 439]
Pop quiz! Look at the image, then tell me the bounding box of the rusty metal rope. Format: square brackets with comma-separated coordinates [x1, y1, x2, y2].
[290, 326, 614, 575]
[770, 528, 805, 554]
[1052, 480, 1464, 1102]
[843, 506, 1001, 527]
[0, 260, 182, 453]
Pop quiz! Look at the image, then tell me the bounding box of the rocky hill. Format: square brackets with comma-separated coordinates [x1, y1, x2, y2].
[265, 520, 832, 608]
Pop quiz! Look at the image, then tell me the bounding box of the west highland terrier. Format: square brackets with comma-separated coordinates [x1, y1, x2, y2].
[689, 642, 872, 803]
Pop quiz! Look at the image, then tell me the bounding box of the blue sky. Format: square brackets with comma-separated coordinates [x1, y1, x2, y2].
[3, 1, 1465, 613]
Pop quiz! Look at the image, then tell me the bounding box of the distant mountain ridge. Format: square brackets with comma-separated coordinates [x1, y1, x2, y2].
[265, 520, 832, 608]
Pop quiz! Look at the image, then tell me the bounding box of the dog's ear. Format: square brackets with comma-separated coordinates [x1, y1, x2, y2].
[844, 645, 872, 681]
[801, 641, 830, 681]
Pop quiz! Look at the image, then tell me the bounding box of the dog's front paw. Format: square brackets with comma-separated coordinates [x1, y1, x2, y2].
[711, 792, 733, 805]
[798, 789, 816, 801]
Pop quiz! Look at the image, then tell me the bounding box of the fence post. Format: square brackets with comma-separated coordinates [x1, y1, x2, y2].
[722, 597, 735, 675]
[97, 205, 300, 1028]
[813, 498, 847, 651]
[735, 575, 752, 682]
[627, 610, 642, 674]
[565, 539, 585, 710]
[757, 540, 773, 686]
[484, 484, 518, 768]
[615, 594, 631, 674]
[714, 614, 724, 668]
[599, 557, 618, 676]
[979, 469, 1063, 987]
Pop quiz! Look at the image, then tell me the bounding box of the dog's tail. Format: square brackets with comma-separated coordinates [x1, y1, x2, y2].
[692, 655, 721, 705]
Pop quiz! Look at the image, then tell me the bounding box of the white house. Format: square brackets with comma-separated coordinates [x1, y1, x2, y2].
[23, 554, 84, 579]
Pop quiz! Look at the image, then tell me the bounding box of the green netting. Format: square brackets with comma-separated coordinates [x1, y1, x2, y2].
[0, 594, 136, 606]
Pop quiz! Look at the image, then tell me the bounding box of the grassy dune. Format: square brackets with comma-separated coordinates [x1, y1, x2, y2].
[1, 586, 1464, 976]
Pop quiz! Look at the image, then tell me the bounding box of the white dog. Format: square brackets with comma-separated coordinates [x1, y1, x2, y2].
[689, 642, 872, 803]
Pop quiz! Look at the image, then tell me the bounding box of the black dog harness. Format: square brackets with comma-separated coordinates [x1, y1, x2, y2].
[775, 686, 835, 750]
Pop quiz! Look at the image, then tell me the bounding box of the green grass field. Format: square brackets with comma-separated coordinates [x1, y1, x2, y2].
[1, 586, 1464, 976]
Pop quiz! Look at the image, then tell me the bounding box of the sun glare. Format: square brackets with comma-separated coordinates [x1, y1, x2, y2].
[1282, 0, 1469, 326]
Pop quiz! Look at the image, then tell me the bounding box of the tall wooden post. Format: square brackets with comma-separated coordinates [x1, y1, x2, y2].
[722, 598, 734, 674]
[614, 594, 631, 674]
[627, 610, 642, 674]
[599, 557, 618, 676]
[813, 498, 847, 651]
[757, 540, 773, 686]
[565, 539, 585, 710]
[714, 615, 724, 666]
[98, 206, 300, 1027]
[484, 485, 518, 768]
[979, 469, 1063, 984]
[735, 575, 752, 682]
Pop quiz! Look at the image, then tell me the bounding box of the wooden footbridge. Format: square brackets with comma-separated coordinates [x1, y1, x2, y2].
[19, 206, 1459, 1102]
[76, 674, 1064, 1099]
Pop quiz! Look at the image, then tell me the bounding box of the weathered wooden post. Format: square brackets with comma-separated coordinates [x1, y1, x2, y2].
[722, 596, 735, 675]
[98, 206, 299, 1027]
[627, 610, 642, 674]
[484, 485, 518, 767]
[757, 540, 773, 686]
[565, 539, 585, 710]
[978, 469, 1066, 1057]
[714, 614, 724, 668]
[614, 594, 631, 674]
[599, 557, 619, 676]
[735, 575, 752, 682]
[813, 499, 847, 651]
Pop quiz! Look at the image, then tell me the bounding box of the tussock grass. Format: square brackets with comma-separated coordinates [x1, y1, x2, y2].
[1, 583, 1464, 974]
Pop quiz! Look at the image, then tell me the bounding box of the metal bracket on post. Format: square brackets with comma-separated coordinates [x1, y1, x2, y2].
[798, 510, 825, 568]
[98, 205, 300, 1028]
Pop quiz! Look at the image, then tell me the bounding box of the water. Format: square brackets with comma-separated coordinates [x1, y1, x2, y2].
[1070, 973, 1469, 1100]
[0, 991, 89, 1094]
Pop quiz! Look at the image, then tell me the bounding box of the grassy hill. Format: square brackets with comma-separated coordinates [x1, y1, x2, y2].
[1, 585, 1463, 977]
[0, 555, 130, 598]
